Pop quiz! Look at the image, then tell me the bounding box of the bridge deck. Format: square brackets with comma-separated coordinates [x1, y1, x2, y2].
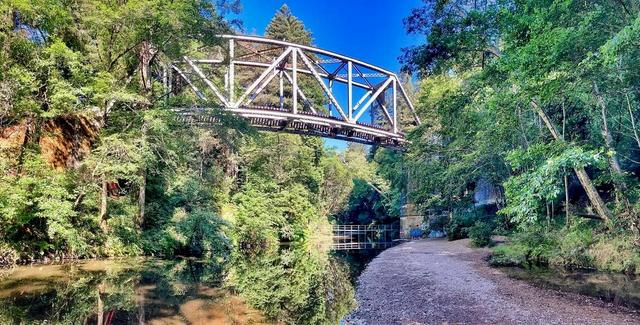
[174, 106, 406, 147]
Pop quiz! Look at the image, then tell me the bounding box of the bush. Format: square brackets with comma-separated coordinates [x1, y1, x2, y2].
[489, 244, 529, 267]
[468, 221, 493, 247]
[447, 207, 495, 241]
[447, 210, 475, 240]
[0, 242, 18, 267]
[548, 225, 594, 269]
[589, 235, 640, 274]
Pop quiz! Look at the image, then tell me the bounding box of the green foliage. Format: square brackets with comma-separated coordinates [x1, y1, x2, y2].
[489, 221, 639, 272]
[0, 153, 93, 259]
[265, 4, 312, 45]
[589, 235, 640, 274]
[0, 242, 18, 267]
[447, 210, 475, 241]
[426, 213, 449, 234]
[549, 223, 595, 269]
[334, 145, 396, 225]
[489, 243, 530, 267]
[404, 0, 640, 274]
[0, 0, 239, 262]
[501, 144, 604, 227]
[447, 207, 495, 241]
[469, 221, 493, 247]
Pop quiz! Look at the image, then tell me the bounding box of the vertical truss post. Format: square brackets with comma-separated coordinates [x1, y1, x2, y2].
[224, 68, 229, 93]
[392, 77, 398, 133]
[348, 61, 353, 120]
[328, 79, 334, 114]
[229, 38, 235, 103]
[292, 48, 298, 114]
[279, 70, 284, 109]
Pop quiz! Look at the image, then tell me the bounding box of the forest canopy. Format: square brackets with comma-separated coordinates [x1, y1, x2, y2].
[403, 0, 640, 273]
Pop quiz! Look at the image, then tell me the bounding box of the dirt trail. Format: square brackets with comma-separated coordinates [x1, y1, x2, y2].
[344, 239, 640, 325]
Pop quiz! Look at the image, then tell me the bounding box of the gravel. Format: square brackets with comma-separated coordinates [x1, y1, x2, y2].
[343, 238, 640, 325]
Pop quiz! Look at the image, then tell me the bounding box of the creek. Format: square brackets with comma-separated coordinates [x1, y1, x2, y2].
[500, 265, 640, 310]
[0, 251, 377, 324]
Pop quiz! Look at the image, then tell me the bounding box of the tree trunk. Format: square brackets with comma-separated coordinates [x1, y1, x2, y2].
[563, 104, 570, 227]
[624, 91, 640, 150]
[96, 284, 105, 325]
[529, 100, 612, 222]
[139, 41, 154, 93]
[99, 180, 108, 232]
[593, 83, 631, 202]
[138, 169, 146, 228]
[16, 118, 34, 172]
[136, 41, 154, 228]
[594, 83, 639, 240]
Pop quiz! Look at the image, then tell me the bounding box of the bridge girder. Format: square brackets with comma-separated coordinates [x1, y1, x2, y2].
[165, 35, 421, 148]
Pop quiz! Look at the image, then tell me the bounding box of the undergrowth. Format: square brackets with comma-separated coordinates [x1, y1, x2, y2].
[490, 220, 640, 274]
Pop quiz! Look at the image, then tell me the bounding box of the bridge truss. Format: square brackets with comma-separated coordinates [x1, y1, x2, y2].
[166, 35, 421, 147]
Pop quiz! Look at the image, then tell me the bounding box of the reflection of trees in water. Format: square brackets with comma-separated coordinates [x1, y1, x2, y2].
[0, 259, 249, 324]
[230, 244, 356, 324]
[0, 252, 359, 324]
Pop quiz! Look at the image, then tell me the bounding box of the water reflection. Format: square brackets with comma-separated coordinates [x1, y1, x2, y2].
[0, 259, 267, 324]
[229, 243, 357, 324]
[0, 251, 366, 324]
[500, 266, 640, 309]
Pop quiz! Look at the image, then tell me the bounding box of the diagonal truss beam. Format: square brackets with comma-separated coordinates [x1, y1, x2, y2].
[172, 65, 206, 100]
[234, 47, 293, 108]
[184, 57, 230, 107]
[283, 71, 317, 114]
[353, 77, 393, 123]
[297, 48, 348, 120]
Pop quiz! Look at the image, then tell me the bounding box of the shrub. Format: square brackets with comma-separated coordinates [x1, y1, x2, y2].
[468, 221, 493, 247]
[0, 242, 18, 267]
[447, 210, 475, 240]
[548, 225, 594, 269]
[589, 235, 640, 274]
[489, 244, 529, 267]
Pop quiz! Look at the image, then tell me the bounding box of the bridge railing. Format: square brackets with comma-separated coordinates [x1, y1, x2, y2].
[162, 35, 421, 147]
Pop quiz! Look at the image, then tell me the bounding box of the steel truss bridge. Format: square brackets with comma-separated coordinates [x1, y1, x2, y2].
[164, 35, 421, 147]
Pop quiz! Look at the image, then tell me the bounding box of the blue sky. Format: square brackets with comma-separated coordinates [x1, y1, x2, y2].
[228, 0, 423, 149]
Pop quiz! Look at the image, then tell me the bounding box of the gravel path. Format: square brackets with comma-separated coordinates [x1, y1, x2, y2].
[344, 238, 640, 325]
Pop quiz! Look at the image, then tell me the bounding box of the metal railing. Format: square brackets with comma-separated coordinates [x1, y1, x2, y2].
[332, 224, 399, 251]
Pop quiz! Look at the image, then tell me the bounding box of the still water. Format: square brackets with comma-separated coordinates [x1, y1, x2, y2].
[500, 266, 640, 309]
[0, 259, 268, 324]
[0, 252, 375, 324]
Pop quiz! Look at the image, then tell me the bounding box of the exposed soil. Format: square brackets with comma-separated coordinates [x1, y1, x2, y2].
[344, 238, 640, 325]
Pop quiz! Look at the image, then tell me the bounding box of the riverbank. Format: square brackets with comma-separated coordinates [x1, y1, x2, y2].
[344, 238, 640, 324]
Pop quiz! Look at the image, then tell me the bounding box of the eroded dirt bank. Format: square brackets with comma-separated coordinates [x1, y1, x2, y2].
[344, 239, 640, 325]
